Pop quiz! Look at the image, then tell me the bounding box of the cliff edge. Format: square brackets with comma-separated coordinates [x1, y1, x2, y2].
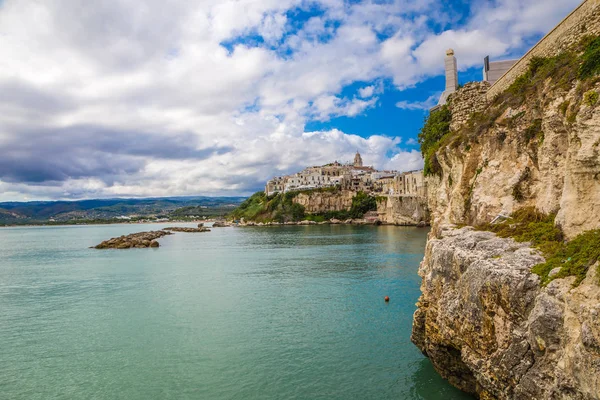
[412, 226, 600, 399]
[412, 12, 600, 399]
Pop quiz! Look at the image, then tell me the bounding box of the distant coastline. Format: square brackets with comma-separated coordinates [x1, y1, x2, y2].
[0, 196, 244, 227]
[0, 219, 212, 229]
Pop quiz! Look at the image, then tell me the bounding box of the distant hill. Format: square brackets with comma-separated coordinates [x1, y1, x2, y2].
[0, 196, 246, 225]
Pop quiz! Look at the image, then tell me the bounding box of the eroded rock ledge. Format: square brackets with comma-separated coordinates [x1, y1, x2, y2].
[412, 226, 600, 399]
[94, 230, 172, 249]
[163, 227, 210, 233]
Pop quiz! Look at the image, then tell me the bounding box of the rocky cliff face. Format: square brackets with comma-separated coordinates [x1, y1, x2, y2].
[413, 46, 600, 397]
[412, 226, 600, 399]
[427, 79, 600, 239]
[293, 190, 429, 225]
[376, 195, 429, 225]
[292, 190, 355, 213]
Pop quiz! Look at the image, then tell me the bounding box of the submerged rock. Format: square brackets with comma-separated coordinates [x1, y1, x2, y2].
[94, 230, 172, 249]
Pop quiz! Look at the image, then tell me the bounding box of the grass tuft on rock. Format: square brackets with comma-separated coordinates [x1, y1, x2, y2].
[579, 36, 600, 79]
[478, 207, 562, 251]
[533, 230, 600, 286]
[477, 207, 600, 286]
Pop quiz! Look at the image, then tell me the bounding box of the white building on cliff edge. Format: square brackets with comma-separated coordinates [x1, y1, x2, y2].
[264, 152, 426, 198]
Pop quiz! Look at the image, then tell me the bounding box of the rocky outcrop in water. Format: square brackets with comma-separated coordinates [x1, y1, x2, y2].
[211, 221, 230, 227]
[412, 226, 600, 399]
[94, 230, 172, 249]
[163, 227, 210, 233]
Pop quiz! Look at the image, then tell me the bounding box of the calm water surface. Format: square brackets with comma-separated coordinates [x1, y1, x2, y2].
[0, 224, 472, 399]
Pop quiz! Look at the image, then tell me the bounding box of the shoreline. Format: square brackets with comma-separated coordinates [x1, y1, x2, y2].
[232, 219, 429, 228]
[0, 219, 430, 229]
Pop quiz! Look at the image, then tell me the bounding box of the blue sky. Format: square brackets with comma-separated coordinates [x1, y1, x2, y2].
[0, 0, 583, 200]
[306, 66, 484, 153]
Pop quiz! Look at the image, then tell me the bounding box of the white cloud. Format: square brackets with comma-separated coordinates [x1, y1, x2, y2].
[0, 0, 584, 200]
[413, 29, 510, 72]
[358, 81, 383, 98]
[310, 95, 378, 120]
[359, 86, 375, 98]
[396, 93, 441, 111]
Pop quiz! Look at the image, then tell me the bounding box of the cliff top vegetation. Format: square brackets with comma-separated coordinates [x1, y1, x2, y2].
[419, 35, 600, 178]
[418, 105, 451, 176]
[229, 189, 377, 223]
[477, 207, 600, 286]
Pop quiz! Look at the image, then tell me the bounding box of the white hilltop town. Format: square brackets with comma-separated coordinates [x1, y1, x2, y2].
[264, 47, 517, 201]
[265, 151, 427, 198]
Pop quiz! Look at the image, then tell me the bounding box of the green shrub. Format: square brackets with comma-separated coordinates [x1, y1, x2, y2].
[288, 203, 306, 221]
[584, 90, 599, 106]
[419, 105, 452, 176]
[533, 230, 600, 286]
[230, 191, 267, 220]
[230, 188, 378, 222]
[349, 191, 377, 218]
[230, 191, 305, 222]
[498, 52, 579, 108]
[477, 207, 562, 248]
[579, 37, 600, 79]
[478, 207, 600, 286]
[524, 119, 543, 143]
[558, 100, 570, 116]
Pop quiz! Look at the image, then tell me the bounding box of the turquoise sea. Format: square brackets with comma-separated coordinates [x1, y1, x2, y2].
[0, 223, 472, 399]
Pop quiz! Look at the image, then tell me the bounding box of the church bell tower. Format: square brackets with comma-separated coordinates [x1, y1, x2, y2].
[353, 151, 363, 167]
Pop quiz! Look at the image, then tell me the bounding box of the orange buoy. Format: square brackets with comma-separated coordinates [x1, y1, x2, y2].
[384, 296, 390, 302]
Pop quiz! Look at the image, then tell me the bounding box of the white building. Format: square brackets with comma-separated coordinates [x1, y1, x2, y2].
[264, 153, 426, 197]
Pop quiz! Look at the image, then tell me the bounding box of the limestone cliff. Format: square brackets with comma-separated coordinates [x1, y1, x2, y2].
[292, 190, 355, 213]
[426, 79, 600, 239]
[412, 226, 600, 399]
[293, 190, 429, 225]
[376, 195, 429, 225]
[413, 27, 600, 399]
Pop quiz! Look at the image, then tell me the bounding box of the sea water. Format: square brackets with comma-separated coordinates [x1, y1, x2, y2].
[0, 224, 472, 399]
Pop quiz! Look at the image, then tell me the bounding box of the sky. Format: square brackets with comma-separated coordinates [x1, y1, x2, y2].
[0, 0, 582, 200]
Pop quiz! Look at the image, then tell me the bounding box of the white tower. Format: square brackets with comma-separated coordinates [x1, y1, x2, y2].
[437, 49, 459, 106]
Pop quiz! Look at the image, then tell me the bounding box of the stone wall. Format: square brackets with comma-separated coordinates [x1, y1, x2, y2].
[447, 82, 490, 132]
[487, 0, 600, 100]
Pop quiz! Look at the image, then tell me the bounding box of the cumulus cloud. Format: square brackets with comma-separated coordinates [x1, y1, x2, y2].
[396, 94, 441, 111]
[0, 0, 583, 200]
